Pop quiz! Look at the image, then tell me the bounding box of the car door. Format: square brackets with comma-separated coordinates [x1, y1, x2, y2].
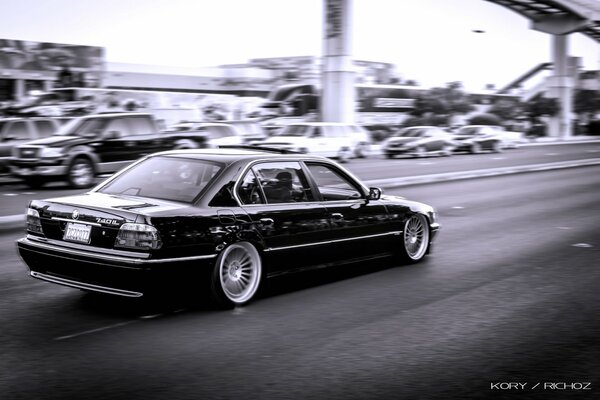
[237, 161, 332, 276]
[304, 161, 394, 263]
[424, 127, 444, 151]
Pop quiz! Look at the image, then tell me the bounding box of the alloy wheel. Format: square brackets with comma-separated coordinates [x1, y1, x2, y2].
[403, 214, 430, 261]
[217, 242, 262, 304]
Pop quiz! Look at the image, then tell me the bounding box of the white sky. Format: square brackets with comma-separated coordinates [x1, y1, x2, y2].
[0, 0, 598, 91]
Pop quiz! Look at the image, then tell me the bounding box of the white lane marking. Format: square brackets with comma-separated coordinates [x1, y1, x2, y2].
[585, 149, 600, 153]
[451, 206, 465, 209]
[22, 192, 36, 195]
[417, 162, 434, 165]
[572, 243, 594, 248]
[557, 226, 572, 230]
[3, 193, 18, 196]
[54, 320, 137, 341]
[139, 313, 163, 319]
[492, 157, 506, 160]
[545, 152, 559, 156]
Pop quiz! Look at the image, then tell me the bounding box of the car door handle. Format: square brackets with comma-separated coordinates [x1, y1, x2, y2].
[259, 218, 274, 226]
[331, 213, 344, 220]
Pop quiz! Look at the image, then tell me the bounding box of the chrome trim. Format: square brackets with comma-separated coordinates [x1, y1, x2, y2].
[30, 271, 143, 298]
[51, 217, 102, 227]
[263, 231, 402, 252]
[19, 238, 216, 264]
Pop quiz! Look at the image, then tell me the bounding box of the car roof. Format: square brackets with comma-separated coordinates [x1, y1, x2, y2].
[149, 148, 330, 164]
[82, 112, 153, 119]
[286, 122, 357, 127]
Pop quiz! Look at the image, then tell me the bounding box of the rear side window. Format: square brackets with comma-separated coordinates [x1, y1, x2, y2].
[277, 125, 310, 137]
[238, 161, 313, 204]
[127, 117, 155, 135]
[33, 120, 56, 137]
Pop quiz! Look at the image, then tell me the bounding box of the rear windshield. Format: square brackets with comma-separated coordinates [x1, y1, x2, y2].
[98, 156, 223, 203]
[275, 125, 310, 137]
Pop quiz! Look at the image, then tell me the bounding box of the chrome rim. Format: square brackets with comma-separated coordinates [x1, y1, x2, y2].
[416, 146, 426, 157]
[219, 242, 261, 303]
[70, 160, 93, 187]
[403, 214, 429, 260]
[338, 148, 351, 162]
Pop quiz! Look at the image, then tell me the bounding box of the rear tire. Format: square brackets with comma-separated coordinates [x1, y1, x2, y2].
[415, 146, 426, 158]
[470, 142, 481, 154]
[337, 147, 352, 163]
[67, 157, 95, 189]
[210, 242, 262, 308]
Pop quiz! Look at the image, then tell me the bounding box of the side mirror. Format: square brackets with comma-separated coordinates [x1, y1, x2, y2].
[367, 187, 382, 201]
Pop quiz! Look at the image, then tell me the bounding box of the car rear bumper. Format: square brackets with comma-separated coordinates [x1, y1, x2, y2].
[17, 236, 217, 297]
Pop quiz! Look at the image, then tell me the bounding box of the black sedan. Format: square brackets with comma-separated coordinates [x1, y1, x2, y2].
[17, 149, 440, 308]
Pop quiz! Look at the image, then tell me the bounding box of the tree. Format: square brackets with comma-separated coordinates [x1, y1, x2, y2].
[468, 113, 502, 126]
[411, 81, 474, 122]
[574, 89, 600, 119]
[487, 98, 524, 121]
[524, 96, 559, 120]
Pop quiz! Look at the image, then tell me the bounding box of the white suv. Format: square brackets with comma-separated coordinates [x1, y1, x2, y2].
[256, 122, 371, 161]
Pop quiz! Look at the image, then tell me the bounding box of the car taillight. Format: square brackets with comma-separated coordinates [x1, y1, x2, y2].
[115, 223, 162, 250]
[26, 208, 44, 235]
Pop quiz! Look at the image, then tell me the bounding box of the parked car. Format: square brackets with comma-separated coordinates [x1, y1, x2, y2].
[452, 125, 504, 153]
[9, 113, 210, 189]
[254, 122, 371, 161]
[0, 117, 68, 173]
[224, 120, 268, 143]
[165, 121, 249, 147]
[17, 148, 440, 308]
[488, 126, 525, 149]
[383, 126, 455, 158]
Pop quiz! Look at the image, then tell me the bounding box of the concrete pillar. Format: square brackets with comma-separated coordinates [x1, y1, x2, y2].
[42, 79, 52, 92]
[321, 0, 355, 123]
[547, 34, 573, 138]
[14, 79, 25, 100]
[531, 13, 588, 139]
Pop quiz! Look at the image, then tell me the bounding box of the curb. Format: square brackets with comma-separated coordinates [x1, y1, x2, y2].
[2, 157, 599, 232]
[363, 158, 600, 189]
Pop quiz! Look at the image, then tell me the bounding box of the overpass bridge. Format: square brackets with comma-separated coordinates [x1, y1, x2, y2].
[323, 0, 600, 138]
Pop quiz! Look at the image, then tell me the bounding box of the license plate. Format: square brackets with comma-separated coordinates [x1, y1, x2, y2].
[63, 222, 92, 244]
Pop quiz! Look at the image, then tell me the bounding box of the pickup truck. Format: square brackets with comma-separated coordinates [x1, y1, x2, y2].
[0, 117, 70, 174]
[9, 112, 209, 188]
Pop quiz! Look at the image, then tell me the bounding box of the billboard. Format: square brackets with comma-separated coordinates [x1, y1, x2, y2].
[0, 39, 104, 86]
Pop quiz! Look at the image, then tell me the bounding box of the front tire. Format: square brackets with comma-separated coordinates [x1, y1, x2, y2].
[337, 147, 352, 163]
[414, 146, 426, 158]
[398, 214, 430, 263]
[210, 242, 262, 308]
[67, 157, 95, 189]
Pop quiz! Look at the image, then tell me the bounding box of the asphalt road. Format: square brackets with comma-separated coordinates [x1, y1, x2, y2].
[1, 166, 599, 400]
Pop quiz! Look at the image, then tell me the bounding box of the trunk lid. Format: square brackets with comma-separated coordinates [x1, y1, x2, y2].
[31, 192, 189, 250]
